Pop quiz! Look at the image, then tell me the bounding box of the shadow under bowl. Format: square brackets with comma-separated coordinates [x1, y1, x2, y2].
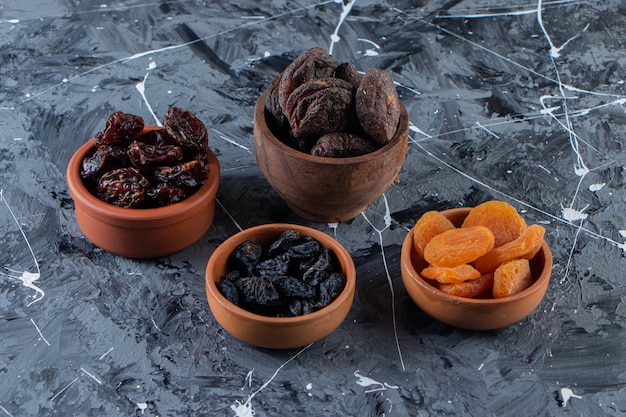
[66, 127, 220, 258]
[254, 92, 409, 223]
[400, 207, 553, 330]
[205, 223, 356, 349]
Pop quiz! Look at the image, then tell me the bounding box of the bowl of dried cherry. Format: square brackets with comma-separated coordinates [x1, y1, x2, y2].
[66, 108, 220, 258]
[400, 203, 552, 330]
[205, 223, 356, 349]
[254, 47, 409, 223]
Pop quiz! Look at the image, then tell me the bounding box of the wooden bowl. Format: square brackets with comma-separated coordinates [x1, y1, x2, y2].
[400, 208, 552, 330]
[254, 92, 409, 223]
[66, 127, 220, 258]
[205, 223, 356, 349]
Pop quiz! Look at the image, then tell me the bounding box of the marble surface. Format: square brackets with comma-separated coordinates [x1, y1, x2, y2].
[1, 1, 625, 415]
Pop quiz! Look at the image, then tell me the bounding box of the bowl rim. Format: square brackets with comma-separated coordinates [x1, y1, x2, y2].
[66, 126, 220, 222]
[254, 91, 409, 165]
[402, 207, 553, 305]
[205, 223, 356, 324]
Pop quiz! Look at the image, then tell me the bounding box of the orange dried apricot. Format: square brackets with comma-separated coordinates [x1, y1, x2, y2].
[439, 273, 494, 298]
[412, 211, 456, 258]
[421, 264, 481, 284]
[473, 224, 546, 273]
[492, 259, 533, 298]
[423, 226, 495, 267]
[461, 201, 527, 247]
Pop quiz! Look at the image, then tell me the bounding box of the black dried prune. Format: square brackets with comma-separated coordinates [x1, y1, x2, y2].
[154, 159, 208, 188]
[278, 47, 335, 113]
[302, 247, 333, 286]
[284, 77, 356, 138]
[81, 145, 129, 179]
[97, 167, 150, 208]
[256, 257, 289, 277]
[94, 111, 144, 147]
[310, 132, 378, 158]
[273, 276, 316, 299]
[128, 141, 184, 170]
[317, 272, 346, 308]
[287, 238, 321, 260]
[216, 272, 240, 306]
[146, 184, 186, 206]
[355, 68, 401, 145]
[235, 276, 280, 306]
[268, 229, 302, 257]
[231, 240, 263, 271]
[164, 106, 208, 158]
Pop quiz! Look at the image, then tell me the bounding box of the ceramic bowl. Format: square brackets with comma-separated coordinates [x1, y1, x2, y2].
[66, 126, 220, 258]
[401, 207, 552, 330]
[253, 92, 409, 223]
[205, 223, 356, 349]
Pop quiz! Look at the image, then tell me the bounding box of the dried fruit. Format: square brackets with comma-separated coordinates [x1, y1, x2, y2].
[153, 159, 209, 188]
[473, 224, 546, 273]
[412, 211, 456, 258]
[94, 111, 144, 147]
[423, 226, 495, 267]
[461, 201, 527, 247]
[127, 140, 184, 170]
[310, 132, 378, 157]
[334, 62, 362, 90]
[355, 68, 401, 145]
[97, 167, 150, 208]
[421, 264, 482, 284]
[81, 145, 129, 179]
[439, 273, 494, 298]
[492, 259, 533, 298]
[164, 106, 208, 158]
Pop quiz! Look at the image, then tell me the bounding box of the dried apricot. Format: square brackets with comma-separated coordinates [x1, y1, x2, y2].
[492, 259, 533, 298]
[461, 201, 527, 247]
[421, 264, 481, 284]
[473, 224, 546, 273]
[412, 211, 456, 258]
[439, 273, 494, 298]
[423, 226, 495, 267]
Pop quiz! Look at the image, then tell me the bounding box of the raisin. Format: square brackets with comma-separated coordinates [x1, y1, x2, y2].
[412, 211, 456, 258]
[421, 264, 482, 284]
[492, 259, 533, 298]
[355, 68, 401, 145]
[473, 224, 546, 273]
[94, 111, 144, 147]
[310, 132, 378, 157]
[153, 159, 209, 188]
[97, 167, 150, 208]
[284, 78, 356, 138]
[278, 47, 336, 113]
[164, 106, 209, 158]
[423, 226, 495, 267]
[438, 273, 494, 298]
[461, 201, 527, 247]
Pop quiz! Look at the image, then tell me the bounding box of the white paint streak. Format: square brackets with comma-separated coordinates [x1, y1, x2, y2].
[560, 387, 582, 407]
[212, 128, 251, 152]
[135, 72, 162, 126]
[0, 189, 44, 306]
[30, 318, 50, 346]
[49, 377, 80, 401]
[137, 402, 148, 414]
[0, 404, 13, 417]
[99, 347, 114, 360]
[328, 0, 357, 55]
[561, 205, 588, 222]
[80, 368, 103, 384]
[588, 183, 605, 192]
[354, 370, 399, 393]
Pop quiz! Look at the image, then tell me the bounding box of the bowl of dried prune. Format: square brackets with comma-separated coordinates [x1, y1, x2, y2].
[400, 202, 553, 330]
[66, 108, 220, 258]
[205, 223, 356, 349]
[254, 47, 409, 223]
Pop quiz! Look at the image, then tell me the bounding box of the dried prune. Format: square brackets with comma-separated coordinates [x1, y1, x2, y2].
[355, 68, 401, 145]
[146, 184, 186, 206]
[287, 238, 321, 260]
[231, 240, 263, 271]
[334, 62, 362, 91]
[412, 211, 456, 258]
[164, 106, 208, 158]
[216, 271, 241, 305]
[81, 145, 129, 179]
[128, 140, 183, 170]
[302, 247, 333, 286]
[256, 257, 289, 277]
[154, 159, 209, 188]
[278, 46, 336, 112]
[284, 78, 356, 138]
[461, 201, 527, 247]
[268, 229, 301, 257]
[423, 226, 495, 267]
[273, 276, 316, 299]
[94, 111, 144, 147]
[235, 276, 280, 305]
[97, 167, 150, 208]
[317, 272, 346, 308]
[492, 259, 533, 298]
[135, 127, 177, 146]
[310, 132, 378, 157]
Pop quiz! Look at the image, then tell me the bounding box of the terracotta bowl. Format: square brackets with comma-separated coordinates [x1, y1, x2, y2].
[205, 223, 356, 349]
[66, 126, 220, 258]
[253, 92, 409, 223]
[400, 207, 552, 330]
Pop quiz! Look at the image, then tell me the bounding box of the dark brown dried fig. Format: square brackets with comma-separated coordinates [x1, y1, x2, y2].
[310, 132, 378, 157]
[355, 68, 401, 145]
[334, 62, 362, 91]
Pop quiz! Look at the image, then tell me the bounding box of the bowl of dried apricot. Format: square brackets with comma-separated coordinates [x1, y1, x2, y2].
[67, 108, 220, 258]
[205, 223, 356, 349]
[401, 201, 552, 330]
[254, 47, 409, 223]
